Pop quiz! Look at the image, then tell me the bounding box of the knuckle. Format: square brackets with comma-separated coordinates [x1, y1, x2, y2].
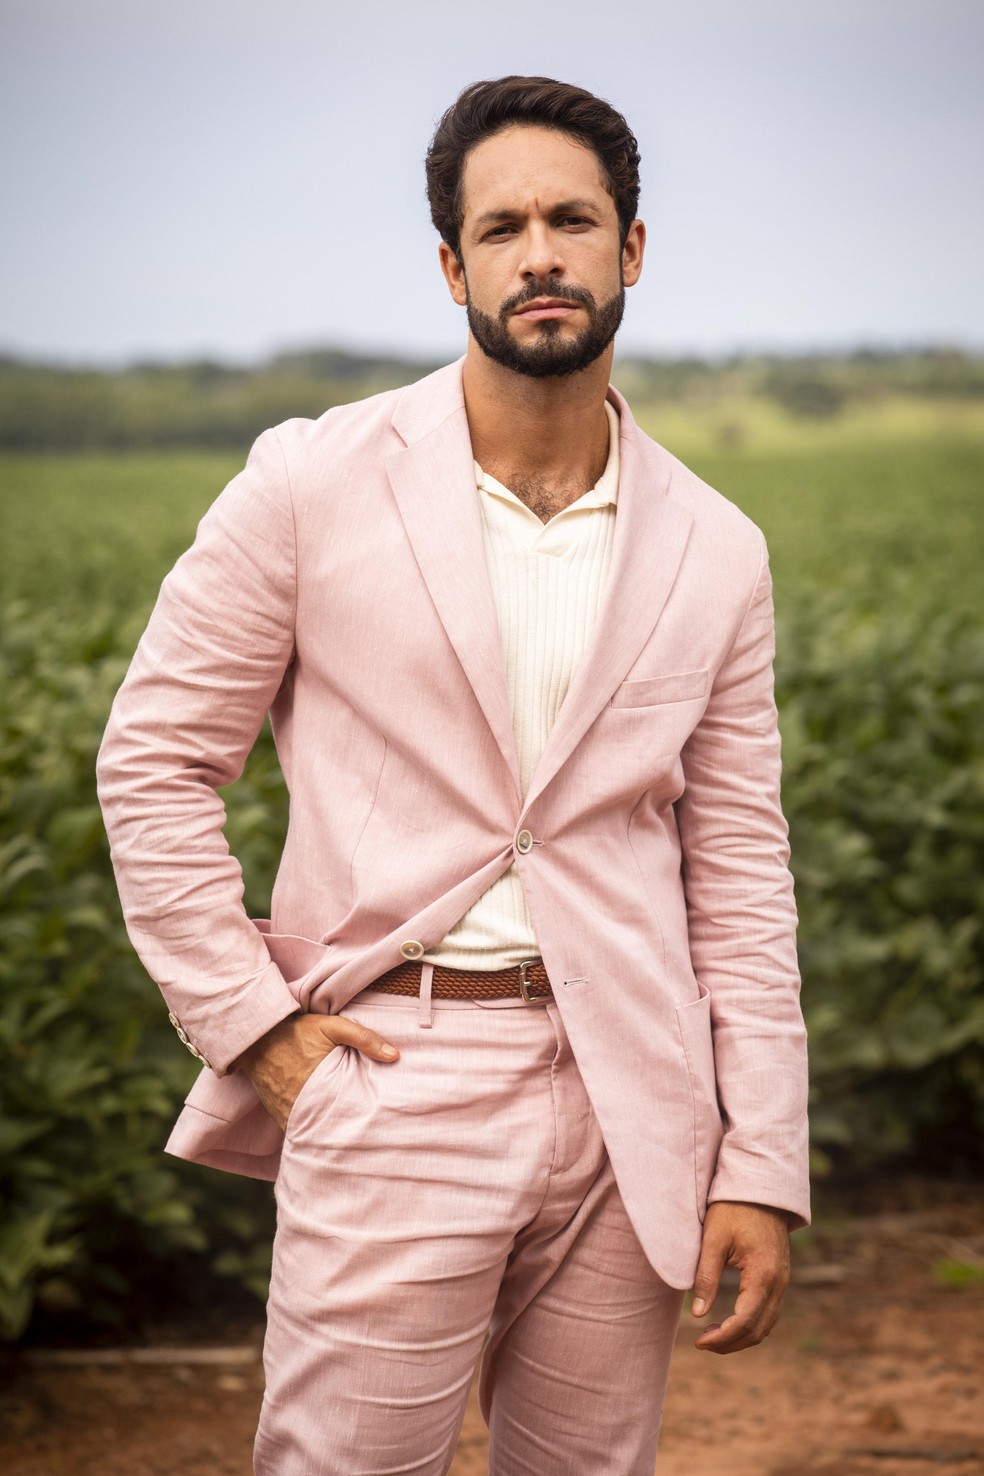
[321, 1017, 355, 1048]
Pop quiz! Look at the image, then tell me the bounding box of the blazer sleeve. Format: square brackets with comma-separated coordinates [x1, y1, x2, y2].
[675, 539, 810, 1227]
[96, 428, 302, 1075]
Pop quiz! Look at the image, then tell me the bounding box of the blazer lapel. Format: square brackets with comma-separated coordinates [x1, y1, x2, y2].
[387, 366, 520, 797]
[522, 394, 695, 813]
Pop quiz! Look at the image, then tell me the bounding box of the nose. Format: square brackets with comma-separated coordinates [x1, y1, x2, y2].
[519, 222, 565, 282]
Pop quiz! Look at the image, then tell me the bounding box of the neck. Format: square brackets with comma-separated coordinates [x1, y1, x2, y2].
[461, 336, 613, 494]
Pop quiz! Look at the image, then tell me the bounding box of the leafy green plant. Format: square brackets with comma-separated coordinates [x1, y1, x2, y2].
[0, 604, 280, 1340]
[777, 595, 984, 1169]
[1, 424, 982, 1340]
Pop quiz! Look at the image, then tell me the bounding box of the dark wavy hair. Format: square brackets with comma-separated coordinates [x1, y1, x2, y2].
[425, 76, 641, 260]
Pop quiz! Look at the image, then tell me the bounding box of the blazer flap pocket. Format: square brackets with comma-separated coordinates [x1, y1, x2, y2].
[251, 919, 332, 982]
[611, 669, 709, 708]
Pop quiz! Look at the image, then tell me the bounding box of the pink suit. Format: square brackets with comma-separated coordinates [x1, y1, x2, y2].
[97, 360, 809, 1470]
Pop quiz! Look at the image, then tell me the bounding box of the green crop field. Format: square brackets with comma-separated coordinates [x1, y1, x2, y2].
[3, 394, 982, 620]
[642, 396, 984, 618]
[1, 398, 982, 1341]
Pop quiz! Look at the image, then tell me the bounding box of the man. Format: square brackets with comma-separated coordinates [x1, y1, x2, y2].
[98, 76, 809, 1474]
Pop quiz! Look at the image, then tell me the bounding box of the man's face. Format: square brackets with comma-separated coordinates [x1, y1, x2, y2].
[440, 125, 644, 379]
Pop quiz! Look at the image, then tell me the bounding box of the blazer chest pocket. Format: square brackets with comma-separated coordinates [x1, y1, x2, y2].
[611, 669, 709, 708]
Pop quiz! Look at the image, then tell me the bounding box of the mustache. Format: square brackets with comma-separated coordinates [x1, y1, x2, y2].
[500, 280, 596, 317]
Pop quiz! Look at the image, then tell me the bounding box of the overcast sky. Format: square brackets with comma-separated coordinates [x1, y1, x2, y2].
[1, 0, 982, 364]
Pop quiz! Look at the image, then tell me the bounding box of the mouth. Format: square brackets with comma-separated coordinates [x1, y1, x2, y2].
[513, 297, 582, 322]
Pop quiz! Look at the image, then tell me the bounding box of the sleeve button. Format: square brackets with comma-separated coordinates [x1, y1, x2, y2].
[400, 940, 424, 960]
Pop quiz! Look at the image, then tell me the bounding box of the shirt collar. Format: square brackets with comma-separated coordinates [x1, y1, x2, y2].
[475, 398, 621, 512]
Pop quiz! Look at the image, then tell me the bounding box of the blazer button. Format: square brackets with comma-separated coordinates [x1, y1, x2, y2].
[516, 829, 534, 854]
[400, 940, 424, 960]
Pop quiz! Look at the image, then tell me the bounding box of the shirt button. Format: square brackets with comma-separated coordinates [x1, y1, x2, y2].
[400, 940, 424, 960]
[516, 829, 534, 854]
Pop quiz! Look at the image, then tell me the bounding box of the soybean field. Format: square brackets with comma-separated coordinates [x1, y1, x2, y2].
[1, 389, 982, 1342]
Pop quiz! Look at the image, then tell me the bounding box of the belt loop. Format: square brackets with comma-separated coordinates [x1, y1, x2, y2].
[418, 962, 434, 1029]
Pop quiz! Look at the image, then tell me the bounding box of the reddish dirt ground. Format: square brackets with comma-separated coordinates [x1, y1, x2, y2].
[2, 1181, 982, 1476]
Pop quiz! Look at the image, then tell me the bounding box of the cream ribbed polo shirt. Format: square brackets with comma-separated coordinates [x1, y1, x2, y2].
[426, 399, 620, 969]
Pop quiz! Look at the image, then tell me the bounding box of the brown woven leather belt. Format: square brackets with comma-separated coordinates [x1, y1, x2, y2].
[367, 957, 553, 1003]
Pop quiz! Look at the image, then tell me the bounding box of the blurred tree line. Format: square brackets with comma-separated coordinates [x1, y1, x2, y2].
[1, 345, 982, 451]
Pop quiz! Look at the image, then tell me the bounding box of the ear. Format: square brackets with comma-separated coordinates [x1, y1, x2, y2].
[621, 219, 646, 288]
[439, 242, 468, 306]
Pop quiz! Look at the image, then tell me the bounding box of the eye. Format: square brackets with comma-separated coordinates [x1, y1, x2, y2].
[484, 223, 516, 240]
[560, 215, 591, 229]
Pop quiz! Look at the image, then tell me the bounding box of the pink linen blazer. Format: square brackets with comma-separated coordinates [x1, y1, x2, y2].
[97, 359, 809, 1290]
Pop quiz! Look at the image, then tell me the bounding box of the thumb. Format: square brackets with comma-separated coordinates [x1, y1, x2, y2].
[691, 1239, 726, 1319]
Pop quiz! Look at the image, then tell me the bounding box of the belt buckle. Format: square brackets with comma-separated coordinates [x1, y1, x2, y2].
[518, 958, 548, 1005]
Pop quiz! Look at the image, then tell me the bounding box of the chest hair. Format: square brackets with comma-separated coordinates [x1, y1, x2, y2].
[488, 470, 593, 525]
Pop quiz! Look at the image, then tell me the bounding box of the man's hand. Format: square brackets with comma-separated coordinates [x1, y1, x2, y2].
[691, 1200, 791, 1354]
[232, 1013, 399, 1131]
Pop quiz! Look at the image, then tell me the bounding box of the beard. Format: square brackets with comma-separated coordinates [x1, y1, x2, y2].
[465, 276, 625, 379]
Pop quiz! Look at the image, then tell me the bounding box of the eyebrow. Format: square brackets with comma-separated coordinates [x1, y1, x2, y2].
[471, 198, 601, 231]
